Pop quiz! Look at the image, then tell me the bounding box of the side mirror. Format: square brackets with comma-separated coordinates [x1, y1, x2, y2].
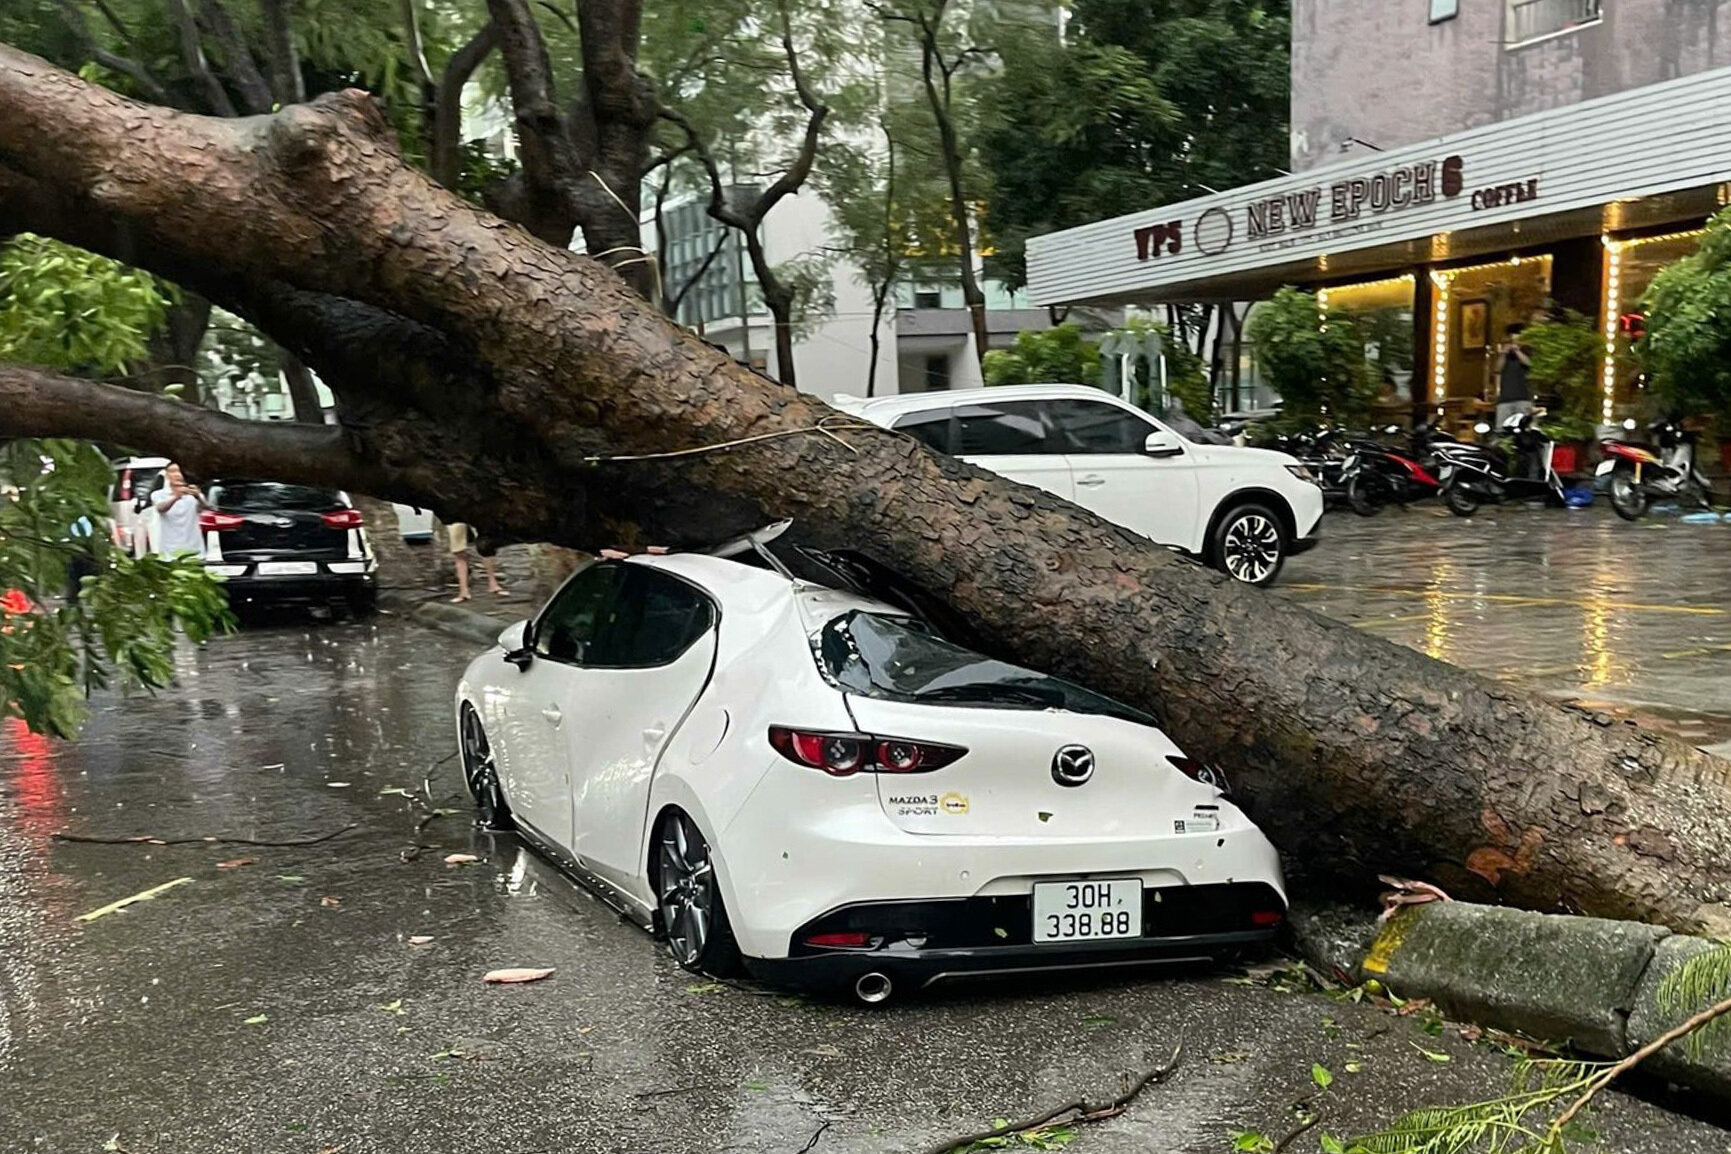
[499, 619, 532, 669]
[1143, 430, 1185, 458]
[1473, 422, 1492, 435]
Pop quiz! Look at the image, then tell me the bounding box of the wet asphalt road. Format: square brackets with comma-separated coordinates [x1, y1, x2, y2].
[1285, 501, 1731, 755]
[3, 590, 1730, 1151]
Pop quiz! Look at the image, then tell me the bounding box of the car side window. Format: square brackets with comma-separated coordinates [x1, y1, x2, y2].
[590, 567, 716, 668]
[891, 411, 952, 453]
[1047, 399, 1156, 454]
[534, 563, 624, 664]
[952, 401, 1055, 456]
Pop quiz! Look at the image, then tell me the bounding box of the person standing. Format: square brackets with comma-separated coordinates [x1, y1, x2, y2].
[1494, 324, 1534, 428]
[447, 522, 506, 603]
[150, 463, 207, 558]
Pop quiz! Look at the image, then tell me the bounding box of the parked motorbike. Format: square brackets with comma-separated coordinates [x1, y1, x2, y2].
[1338, 425, 1443, 516]
[1431, 411, 1566, 517]
[1596, 417, 1715, 521]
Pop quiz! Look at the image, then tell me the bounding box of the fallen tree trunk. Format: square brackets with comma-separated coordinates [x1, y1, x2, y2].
[3, 45, 1731, 932]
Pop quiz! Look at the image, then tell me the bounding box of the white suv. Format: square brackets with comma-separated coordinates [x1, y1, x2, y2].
[839, 384, 1323, 586]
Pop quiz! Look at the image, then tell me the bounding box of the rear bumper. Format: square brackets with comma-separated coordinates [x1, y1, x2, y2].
[211, 563, 376, 604]
[745, 922, 1280, 995]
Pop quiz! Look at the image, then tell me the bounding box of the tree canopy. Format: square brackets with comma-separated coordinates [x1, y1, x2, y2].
[979, 0, 1290, 289]
[1641, 207, 1731, 415]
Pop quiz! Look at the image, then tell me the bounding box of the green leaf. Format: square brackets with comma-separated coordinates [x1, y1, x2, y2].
[1311, 1062, 1333, 1090]
[244, 1014, 269, 1025]
[1319, 1134, 1347, 1154]
[1229, 1130, 1273, 1153]
[1414, 1045, 1451, 1063]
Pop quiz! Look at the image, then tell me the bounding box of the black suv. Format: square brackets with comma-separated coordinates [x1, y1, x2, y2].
[201, 481, 378, 614]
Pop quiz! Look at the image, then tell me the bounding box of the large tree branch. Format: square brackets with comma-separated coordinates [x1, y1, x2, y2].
[431, 21, 499, 190]
[482, 0, 583, 244]
[0, 362, 387, 492]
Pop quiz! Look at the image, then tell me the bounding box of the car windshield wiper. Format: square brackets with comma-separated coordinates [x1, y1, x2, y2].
[915, 683, 1064, 709]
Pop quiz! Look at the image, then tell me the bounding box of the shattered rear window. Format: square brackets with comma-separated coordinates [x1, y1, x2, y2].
[815, 611, 1153, 725]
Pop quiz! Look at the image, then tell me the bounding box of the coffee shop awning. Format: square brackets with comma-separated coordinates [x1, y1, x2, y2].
[1025, 64, 1731, 308]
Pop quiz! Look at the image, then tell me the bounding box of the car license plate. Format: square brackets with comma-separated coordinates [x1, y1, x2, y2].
[1032, 879, 1142, 943]
[256, 561, 318, 576]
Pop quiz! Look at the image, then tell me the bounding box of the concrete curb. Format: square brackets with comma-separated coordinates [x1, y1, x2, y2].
[1299, 900, 1731, 1099]
[378, 588, 515, 648]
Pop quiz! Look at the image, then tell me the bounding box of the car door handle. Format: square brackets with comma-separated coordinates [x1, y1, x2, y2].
[541, 705, 563, 727]
[1077, 474, 1105, 487]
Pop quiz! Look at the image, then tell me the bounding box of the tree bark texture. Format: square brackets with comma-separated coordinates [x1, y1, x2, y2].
[4, 46, 1731, 934]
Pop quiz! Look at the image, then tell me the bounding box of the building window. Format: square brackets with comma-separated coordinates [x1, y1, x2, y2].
[1430, 0, 1459, 22]
[1507, 0, 1602, 44]
[924, 355, 951, 392]
[914, 289, 943, 309]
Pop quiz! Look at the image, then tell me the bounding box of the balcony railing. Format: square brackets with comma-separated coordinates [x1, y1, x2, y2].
[1510, 0, 1603, 44]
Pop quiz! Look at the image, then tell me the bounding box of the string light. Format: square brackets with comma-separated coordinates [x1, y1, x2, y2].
[1599, 229, 1705, 423]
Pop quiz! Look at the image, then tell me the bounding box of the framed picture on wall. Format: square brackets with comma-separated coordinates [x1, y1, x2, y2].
[1460, 299, 1489, 349]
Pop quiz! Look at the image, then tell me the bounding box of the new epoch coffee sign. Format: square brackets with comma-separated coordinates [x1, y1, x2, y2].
[1132, 154, 1521, 262]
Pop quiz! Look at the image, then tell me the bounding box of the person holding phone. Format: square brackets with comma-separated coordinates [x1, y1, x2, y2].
[150, 462, 207, 558]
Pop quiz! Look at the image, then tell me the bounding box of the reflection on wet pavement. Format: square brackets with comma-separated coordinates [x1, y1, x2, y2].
[1285, 504, 1731, 753]
[0, 601, 1726, 1152]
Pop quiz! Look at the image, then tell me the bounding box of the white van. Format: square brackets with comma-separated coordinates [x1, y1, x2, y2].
[839, 384, 1324, 586]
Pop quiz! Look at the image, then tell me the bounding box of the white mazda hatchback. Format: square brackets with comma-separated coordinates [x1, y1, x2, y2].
[455, 546, 1286, 1002]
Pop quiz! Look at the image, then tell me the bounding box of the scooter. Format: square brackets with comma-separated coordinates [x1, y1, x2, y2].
[1338, 425, 1443, 515]
[1431, 411, 1566, 517]
[1596, 417, 1715, 521]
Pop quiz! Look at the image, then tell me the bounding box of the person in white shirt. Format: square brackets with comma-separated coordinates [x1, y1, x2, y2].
[151, 463, 207, 558]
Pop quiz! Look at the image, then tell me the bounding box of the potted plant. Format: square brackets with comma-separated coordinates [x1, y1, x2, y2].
[1523, 311, 1605, 475]
[1244, 287, 1375, 426]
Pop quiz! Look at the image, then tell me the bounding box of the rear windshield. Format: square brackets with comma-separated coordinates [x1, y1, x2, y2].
[211, 482, 345, 512]
[816, 611, 1153, 725]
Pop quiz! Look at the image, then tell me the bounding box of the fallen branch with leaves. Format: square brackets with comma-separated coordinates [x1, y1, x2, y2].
[918, 1042, 1183, 1154]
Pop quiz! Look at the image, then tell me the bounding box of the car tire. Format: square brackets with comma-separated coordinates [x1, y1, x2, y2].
[459, 703, 513, 831]
[346, 587, 378, 618]
[654, 810, 744, 978]
[1212, 503, 1286, 587]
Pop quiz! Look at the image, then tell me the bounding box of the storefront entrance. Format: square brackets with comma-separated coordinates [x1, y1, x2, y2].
[1428, 255, 1553, 428]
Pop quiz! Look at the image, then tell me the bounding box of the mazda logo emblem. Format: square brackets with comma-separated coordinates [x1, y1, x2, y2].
[1051, 745, 1095, 787]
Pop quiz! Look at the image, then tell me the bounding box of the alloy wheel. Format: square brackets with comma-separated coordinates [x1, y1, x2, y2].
[658, 814, 717, 968]
[460, 705, 509, 829]
[1222, 512, 1281, 584]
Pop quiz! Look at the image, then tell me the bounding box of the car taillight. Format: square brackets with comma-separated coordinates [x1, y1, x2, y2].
[320, 508, 364, 529]
[199, 510, 245, 531]
[1167, 755, 1229, 791]
[1251, 909, 1285, 928]
[118, 470, 132, 500]
[768, 727, 965, 776]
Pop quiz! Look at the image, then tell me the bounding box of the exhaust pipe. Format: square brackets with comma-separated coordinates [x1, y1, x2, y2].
[853, 971, 893, 1005]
